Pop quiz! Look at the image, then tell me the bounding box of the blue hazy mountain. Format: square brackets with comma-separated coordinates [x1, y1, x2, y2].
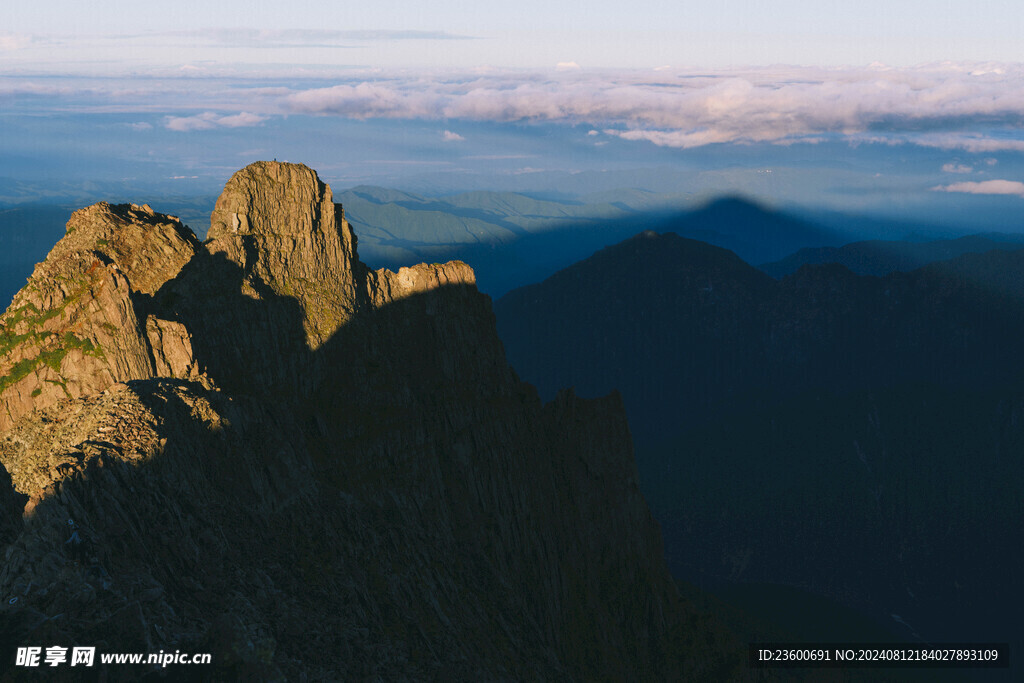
[333, 189, 870, 295]
[762, 233, 1024, 278]
[7, 182, 1021, 307]
[648, 196, 844, 264]
[9, 187, 857, 303]
[335, 185, 664, 294]
[494, 231, 1024, 654]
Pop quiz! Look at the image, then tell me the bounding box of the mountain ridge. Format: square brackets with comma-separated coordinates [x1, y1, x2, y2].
[0, 162, 748, 680]
[494, 228, 1024, 652]
[761, 233, 1024, 278]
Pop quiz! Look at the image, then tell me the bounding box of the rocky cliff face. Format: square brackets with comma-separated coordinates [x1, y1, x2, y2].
[0, 202, 199, 432]
[205, 161, 363, 348]
[0, 162, 745, 680]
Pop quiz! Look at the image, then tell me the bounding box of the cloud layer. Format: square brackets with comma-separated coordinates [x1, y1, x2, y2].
[0, 33, 34, 51]
[280, 64, 1024, 151]
[933, 179, 1024, 197]
[165, 112, 266, 132]
[5, 63, 1024, 153]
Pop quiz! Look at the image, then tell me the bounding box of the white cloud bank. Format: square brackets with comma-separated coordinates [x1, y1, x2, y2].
[165, 112, 266, 132]
[283, 64, 1024, 151]
[7, 63, 1024, 153]
[932, 179, 1024, 197]
[441, 130, 465, 142]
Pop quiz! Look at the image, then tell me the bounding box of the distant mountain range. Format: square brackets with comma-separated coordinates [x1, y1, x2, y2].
[335, 185, 680, 294]
[497, 231, 1024, 424]
[7, 185, 1024, 306]
[652, 196, 841, 264]
[761, 233, 1024, 277]
[494, 231, 1024, 653]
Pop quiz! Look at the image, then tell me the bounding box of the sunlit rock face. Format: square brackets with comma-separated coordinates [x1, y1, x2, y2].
[0, 162, 743, 681]
[0, 202, 199, 433]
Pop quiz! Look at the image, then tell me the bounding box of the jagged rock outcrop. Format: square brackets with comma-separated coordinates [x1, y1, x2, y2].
[0, 163, 748, 680]
[0, 202, 199, 432]
[206, 160, 364, 348]
[366, 260, 477, 307]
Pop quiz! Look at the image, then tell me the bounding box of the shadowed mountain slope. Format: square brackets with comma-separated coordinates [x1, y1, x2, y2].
[0, 163, 759, 681]
[761, 234, 1024, 278]
[651, 196, 842, 265]
[495, 231, 1024, 661]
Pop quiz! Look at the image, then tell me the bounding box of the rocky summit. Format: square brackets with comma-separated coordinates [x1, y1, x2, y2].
[0, 162, 746, 680]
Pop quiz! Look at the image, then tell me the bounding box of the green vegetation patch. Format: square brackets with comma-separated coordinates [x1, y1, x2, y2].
[45, 378, 71, 399]
[0, 269, 107, 394]
[0, 274, 95, 355]
[35, 307, 64, 326]
[0, 329, 32, 358]
[0, 357, 41, 393]
[38, 347, 68, 372]
[62, 331, 104, 359]
[2, 303, 39, 330]
[0, 332, 104, 394]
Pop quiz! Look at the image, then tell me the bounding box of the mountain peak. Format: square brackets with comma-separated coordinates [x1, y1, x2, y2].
[202, 161, 365, 347]
[570, 230, 772, 285]
[208, 161, 331, 241]
[0, 164, 732, 677]
[0, 201, 199, 431]
[0, 163, 493, 423]
[60, 201, 199, 293]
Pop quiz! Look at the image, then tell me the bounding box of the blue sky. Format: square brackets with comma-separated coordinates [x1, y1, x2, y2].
[3, 1, 1024, 229]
